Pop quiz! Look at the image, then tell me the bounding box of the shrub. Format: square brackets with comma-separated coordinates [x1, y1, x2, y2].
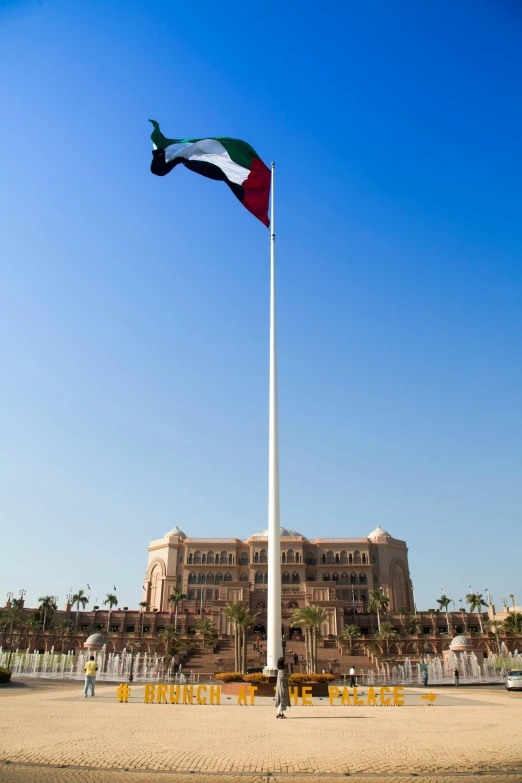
[0, 667, 12, 684]
[214, 672, 243, 682]
[242, 673, 269, 683]
[288, 673, 335, 684]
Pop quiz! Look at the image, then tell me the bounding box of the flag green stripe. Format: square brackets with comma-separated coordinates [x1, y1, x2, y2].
[149, 120, 258, 171]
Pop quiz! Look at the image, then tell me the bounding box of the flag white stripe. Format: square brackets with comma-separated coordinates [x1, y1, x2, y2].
[164, 139, 250, 186]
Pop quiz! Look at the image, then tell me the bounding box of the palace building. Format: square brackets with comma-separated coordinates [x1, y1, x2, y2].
[143, 525, 414, 637]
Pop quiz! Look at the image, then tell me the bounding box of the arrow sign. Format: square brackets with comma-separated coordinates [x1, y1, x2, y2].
[420, 692, 437, 703]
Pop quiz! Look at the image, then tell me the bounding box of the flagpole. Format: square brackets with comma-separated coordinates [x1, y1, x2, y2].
[264, 162, 282, 676]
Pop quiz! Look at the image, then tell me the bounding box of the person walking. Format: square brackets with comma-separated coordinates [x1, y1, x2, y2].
[84, 655, 98, 698]
[293, 652, 298, 666]
[275, 657, 290, 719]
[454, 667, 460, 687]
[349, 666, 356, 687]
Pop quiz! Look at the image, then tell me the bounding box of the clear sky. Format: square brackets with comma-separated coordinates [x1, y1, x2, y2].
[1, 0, 521, 613]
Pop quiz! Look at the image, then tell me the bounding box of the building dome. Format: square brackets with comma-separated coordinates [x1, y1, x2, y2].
[368, 525, 390, 540]
[251, 527, 304, 539]
[165, 525, 187, 539]
[84, 633, 106, 648]
[450, 635, 474, 650]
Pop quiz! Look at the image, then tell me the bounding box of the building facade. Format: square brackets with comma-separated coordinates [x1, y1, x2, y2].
[143, 524, 414, 637]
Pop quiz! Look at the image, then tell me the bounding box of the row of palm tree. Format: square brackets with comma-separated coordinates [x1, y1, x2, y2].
[289, 605, 328, 674]
[222, 601, 259, 672]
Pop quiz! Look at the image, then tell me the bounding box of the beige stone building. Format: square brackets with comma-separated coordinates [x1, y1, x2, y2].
[143, 524, 414, 637]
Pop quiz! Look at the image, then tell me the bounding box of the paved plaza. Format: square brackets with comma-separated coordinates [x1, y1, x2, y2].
[1, 680, 522, 783]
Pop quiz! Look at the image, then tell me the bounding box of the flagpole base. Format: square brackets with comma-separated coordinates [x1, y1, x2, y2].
[263, 666, 278, 677]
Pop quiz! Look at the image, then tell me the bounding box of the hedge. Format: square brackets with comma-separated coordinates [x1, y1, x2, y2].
[0, 667, 12, 684]
[288, 673, 335, 684]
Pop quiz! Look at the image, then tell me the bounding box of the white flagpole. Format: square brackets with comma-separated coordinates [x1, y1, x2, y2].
[265, 162, 282, 676]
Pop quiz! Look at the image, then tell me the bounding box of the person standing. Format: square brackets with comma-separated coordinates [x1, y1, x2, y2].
[454, 667, 460, 686]
[423, 669, 429, 688]
[293, 652, 298, 666]
[275, 657, 290, 719]
[349, 666, 356, 687]
[84, 655, 98, 698]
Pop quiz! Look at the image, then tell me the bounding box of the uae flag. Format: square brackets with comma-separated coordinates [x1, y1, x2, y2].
[149, 120, 270, 226]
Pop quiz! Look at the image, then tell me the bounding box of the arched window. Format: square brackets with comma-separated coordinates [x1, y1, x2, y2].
[354, 551, 361, 565]
[295, 552, 300, 563]
[327, 550, 334, 564]
[202, 554, 206, 564]
[188, 554, 193, 565]
[239, 573, 248, 581]
[194, 551, 201, 564]
[340, 551, 348, 564]
[188, 572, 197, 584]
[323, 572, 331, 581]
[321, 554, 327, 564]
[281, 552, 286, 563]
[260, 549, 267, 564]
[206, 573, 214, 584]
[360, 591, 367, 602]
[362, 554, 367, 564]
[292, 571, 300, 583]
[216, 573, 223, 583]
[240, 552, 248, 566]
[228, 554, 233, 565]
[282, 571, 290, 584]
[359, 573, 367, 584]
[335, 553, 340, 564]
[254, 552, 259, 564]
[264, 571, 268, 583]
[198, 573, 205, 584]
[307, 553, 314, 565]
[307, 573, 315, 581]
[220, 551, 228, 565]
[349, 554, 353, 565]
[255, 571, 263, 584]
[207, 551, 215, 565]
[256, 601, 267, 610]
[287, 549, 295, 563]
[350, 572, 357, 584]
[332, 572, 339, 582]
[287, 601, 299, 609]
[224, 572, 232, 582]
[339, 572, 348, 584]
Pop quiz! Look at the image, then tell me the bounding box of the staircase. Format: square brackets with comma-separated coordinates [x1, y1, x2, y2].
[182, 639, 377, 677]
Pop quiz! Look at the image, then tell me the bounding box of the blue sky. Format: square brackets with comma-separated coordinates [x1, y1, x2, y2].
[1, 0, 521, 613]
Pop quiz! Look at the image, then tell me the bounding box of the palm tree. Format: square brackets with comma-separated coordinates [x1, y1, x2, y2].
[38, 596, 57, 631]
[0, 606, 21, 648]
[157, 625, 184, 668]
[20, 614, 40, 650]
[194, 616, 217, 648]
[290, 605, 328, 674]
[71, 589, 88, 630]
[104, 593, 118, 632]
[502, 611, 522, 634]
[139, 601, 150, 634]
[168, 588, 187, 630]
[406, 617, 421, 635]
[368, 589, 389, 631]
[55, 618, 73, 652]
[484, 620, 503, 654]
[223, 601, 245, 672]
[466, 592, 487, 634]
[436, 594, 452, 634]
[339, 623, 361, 654]
[238, 609, 259, 673]
[374, 621, 399, 655]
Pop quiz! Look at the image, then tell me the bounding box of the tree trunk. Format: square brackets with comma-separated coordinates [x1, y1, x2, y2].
[477, 608, 483, 634]
[234, 622, 240, 672]
[175, 605, 178, 631]
[242, 629, 247, 673]
[377, 606, 380, 631]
